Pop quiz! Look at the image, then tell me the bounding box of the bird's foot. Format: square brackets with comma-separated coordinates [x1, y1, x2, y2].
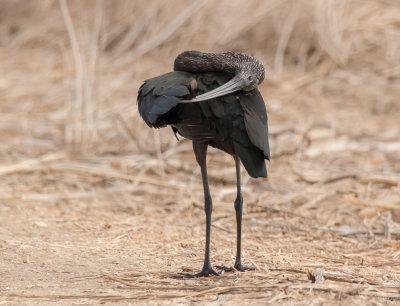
[174, 265, 220, 278]
[215, 265, 233, 272]
[234, 261, 256, 272]
[215, 262, 256, 273]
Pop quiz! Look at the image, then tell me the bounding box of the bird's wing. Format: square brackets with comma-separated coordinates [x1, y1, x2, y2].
[137, 71, 193, 128]
[238, 90, 270, 160]
[192, 73, 269, 160]
[194, 73, 268, 177]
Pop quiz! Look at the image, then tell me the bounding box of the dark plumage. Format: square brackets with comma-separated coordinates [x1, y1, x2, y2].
[137, 51, 270, 277]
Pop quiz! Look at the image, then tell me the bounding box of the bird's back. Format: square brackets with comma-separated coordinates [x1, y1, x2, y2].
[137, 71, 270, 178]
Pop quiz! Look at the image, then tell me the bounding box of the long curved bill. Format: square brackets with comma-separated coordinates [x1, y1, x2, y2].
[179, 75, 245, 103]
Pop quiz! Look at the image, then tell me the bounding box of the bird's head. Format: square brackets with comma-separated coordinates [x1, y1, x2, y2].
[237, 60, 265, 92]
[178, 51, 265, 103]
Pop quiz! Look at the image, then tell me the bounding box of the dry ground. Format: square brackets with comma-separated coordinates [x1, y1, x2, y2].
[1, 0, 400, 304]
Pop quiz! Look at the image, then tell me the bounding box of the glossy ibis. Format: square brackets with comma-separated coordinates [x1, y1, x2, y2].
[137, 51, 270, 277]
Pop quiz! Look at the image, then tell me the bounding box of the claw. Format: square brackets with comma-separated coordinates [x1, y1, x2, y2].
[173, 266, 220, 278]
[215, 263, 256, 273]
[215, 265, 233, 272]
[234, 263, 256, 272]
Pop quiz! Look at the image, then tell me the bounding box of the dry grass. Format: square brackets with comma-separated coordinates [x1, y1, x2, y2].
[1, 0, 400, 304]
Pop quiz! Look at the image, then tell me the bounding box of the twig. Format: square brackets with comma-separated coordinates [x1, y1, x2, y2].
[323, 174, 359, 184]
[0, 153, 65, 176]
[44, 163, 184, 189]
[59, 0, 84, 147]
[292, 168, 359, 185]
[360, 177, 399, 187]
[270, 268, 380, 286]
[342, 194, 400, 211]
[21, 184, 137, 201]
[211, 223, 233, 233]
[116, 114, 145, 152]
[273, 1, 299, 80]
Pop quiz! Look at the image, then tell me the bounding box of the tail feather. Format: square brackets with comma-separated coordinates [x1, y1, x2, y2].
[233, 141, 267, 178]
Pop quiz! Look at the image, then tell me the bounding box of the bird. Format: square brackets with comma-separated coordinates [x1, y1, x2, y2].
[137, 51, 270, 277]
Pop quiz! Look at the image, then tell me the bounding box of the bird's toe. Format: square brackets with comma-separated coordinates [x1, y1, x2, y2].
[174, 266, 220, 278]
[234, 263, 256, 272]
[215, 265, 233, 272]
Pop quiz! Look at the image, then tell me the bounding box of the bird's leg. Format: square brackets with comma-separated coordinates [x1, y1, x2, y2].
[178, 142, 218, 278]
[215, 156, 255, 273]
[233, 156, 255, 272]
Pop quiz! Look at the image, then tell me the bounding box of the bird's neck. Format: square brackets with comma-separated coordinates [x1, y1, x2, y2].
[174, 51, 240, 74]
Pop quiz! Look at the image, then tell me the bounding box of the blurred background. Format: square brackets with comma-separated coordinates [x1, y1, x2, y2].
[1, 0, 399, 156]
[1, 0, 400, 303]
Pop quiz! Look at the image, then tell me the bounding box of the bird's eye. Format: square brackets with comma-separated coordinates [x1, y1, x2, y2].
[247, 76, 253, 81]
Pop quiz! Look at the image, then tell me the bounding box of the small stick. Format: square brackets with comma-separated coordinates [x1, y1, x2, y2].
[0, 153, 65, 176]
